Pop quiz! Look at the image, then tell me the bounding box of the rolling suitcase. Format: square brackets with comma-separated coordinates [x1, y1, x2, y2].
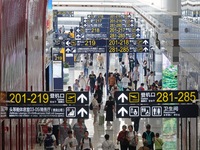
[99, 113, 104, 125]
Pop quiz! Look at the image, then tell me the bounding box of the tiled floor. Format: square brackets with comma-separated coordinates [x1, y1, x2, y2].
[35, 53, 164, 150]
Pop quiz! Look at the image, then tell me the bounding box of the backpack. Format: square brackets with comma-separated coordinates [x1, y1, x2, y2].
[81, 137, 92, 150]
[145, 132, 152, 145]
[89, 102, 93, 110]
[122, 65, 126, 75]
[44, 134, 54, 148]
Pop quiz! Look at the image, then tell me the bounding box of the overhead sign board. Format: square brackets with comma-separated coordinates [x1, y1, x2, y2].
[115, 90, 198, 104]
[7, 92, 89, 105]
[7, 106, 89, 118]
[53, 10, 74, 17]
[116, 105, 198, 118]
[76, 40, 107, 53]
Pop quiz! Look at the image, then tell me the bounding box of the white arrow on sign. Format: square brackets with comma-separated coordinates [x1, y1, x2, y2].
[76, 34, 81, 38]
[143, 40, 149, 45]
[76, 28, 80, 33]
[136, 28, 140, 32]
[118, 93, 128, 103]
[77, 94, 87, 103]
[136, 34, 140, 38]
[78, 108, 87, 117]
[66, 48, 71, 53]
[143, 47, 149, 52]
[66, 41, 71, 46]
[118, 107, 128, 117]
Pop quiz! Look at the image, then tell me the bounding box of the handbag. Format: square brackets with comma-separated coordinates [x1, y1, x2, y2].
[104, 104, 107, 111]
[129, 131, 137, 146]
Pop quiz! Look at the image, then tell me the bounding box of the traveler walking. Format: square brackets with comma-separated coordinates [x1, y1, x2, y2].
[73, 119, 87, 150]
[142, 124, 155, 150]
[117, 125, 129, 150]
[102, 134, 115, 150]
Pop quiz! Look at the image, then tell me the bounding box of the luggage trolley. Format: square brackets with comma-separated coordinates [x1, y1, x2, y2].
[37, 119, 49, 146]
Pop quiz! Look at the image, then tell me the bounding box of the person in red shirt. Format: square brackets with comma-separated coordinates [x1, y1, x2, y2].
[137, 83, 145, 91]
[117, 125, 129, 150]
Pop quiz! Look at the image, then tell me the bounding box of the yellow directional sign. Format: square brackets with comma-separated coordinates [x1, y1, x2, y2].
[66, 93, 76, 104]
[129, 92, 139, 103]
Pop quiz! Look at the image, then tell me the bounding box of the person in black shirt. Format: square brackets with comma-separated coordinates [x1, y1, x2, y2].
[113, 69, 121, 84]
[96, 73, 104, 91]
[87, 71, 96, 94]
[128, 53, 135, 72]
[95, 85, 103, 112]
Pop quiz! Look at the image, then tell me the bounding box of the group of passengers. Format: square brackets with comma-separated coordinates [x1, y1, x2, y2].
[44, 120, 163, 150]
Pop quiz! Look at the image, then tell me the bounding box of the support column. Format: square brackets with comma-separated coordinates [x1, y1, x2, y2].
[162, 0, 181, 14]
[154, 51, 162, 81]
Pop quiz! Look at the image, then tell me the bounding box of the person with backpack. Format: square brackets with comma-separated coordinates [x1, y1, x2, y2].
[155, 133, 163, 150]
[142, 124, 155, 150]
[127, 125, 138, 150]
[102, 134, 115, 150]
[44, 127, 56, 150]
[62, 130, 78, 150]
[117, 125, 129, 150]
[80, 131, 93, 150]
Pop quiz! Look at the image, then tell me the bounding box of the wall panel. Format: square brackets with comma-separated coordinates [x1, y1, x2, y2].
[0, 0, 47, 149]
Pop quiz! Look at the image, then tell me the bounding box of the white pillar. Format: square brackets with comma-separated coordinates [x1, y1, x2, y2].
[162, 0, 181, 14]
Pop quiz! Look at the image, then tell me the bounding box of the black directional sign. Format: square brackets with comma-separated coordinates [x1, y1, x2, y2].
[76, 40, 107, 53]
[115, 90, 198, 104]
[7, 92, 89, 105]
[7, 106, 89, 118]
[54, 10, 74, 17]
[116, 105, 199, 118]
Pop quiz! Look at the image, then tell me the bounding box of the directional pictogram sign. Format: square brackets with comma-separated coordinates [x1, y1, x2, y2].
[115, 90, 198, 104]
[141, 106, 151, 117]
[118, 93, 128, 103]
[7, 106, 89, 118]
[117, 106, 129, 118]
[129, 106, 139, 117]
[116, 105, 198, 118]
[6, 92, 89, 119]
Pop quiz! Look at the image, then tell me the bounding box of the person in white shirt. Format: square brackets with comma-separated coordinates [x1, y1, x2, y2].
[80, 131, 93, 150]
[92, 93, 99, 125]
[132, 67, 140, 90]
[62, 130, 78, 150]
[102, 134, 115, 150]
[121, 74, 130, 91]
[79, 72, 86, 90]
[148, 71, 154, 89]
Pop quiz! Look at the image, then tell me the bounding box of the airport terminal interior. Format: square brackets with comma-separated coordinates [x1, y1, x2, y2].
[0, 0, 200, 150]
